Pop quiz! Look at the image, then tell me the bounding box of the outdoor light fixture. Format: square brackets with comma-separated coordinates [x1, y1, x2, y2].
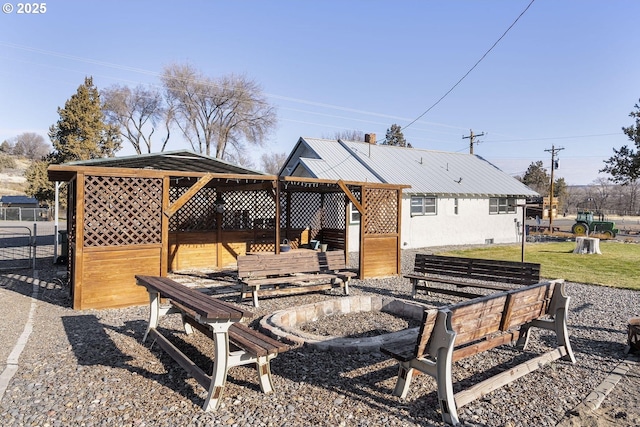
[215, 193, 225, 213]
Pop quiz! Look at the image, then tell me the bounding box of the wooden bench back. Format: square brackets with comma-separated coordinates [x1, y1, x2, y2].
[414, 280, 558, 359]
[414, 254, 541, 285]
[237, 250, 348, 279]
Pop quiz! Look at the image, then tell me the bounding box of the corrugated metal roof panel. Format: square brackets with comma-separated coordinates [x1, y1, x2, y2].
[343, 141, 537, 197]
[297, 138, 382, 183]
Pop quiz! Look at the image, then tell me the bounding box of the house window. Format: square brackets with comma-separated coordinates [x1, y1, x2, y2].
[454, 198, 459, 215]
[349, 203, 360, 224]
[411, 196, 437, 216]
[489, 197, 517, 214]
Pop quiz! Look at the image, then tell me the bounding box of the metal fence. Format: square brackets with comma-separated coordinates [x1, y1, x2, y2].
[0, 221, 65, 272]
[0, 207, 51, 221]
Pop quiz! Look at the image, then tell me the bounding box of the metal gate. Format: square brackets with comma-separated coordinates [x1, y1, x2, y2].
[0, 226, 35, 271]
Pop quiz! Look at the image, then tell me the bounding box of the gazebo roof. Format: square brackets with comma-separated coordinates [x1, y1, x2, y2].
[48, 150, 265, 182]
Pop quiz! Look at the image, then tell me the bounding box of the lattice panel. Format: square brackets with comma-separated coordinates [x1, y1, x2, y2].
[323, 192, 346, 229]
[284, 192, 323, 229]
[83, 176, 162, 247]
[169, 187, 218, 231]
[221, 190, 275, 230]
[364, 188, 398, 235]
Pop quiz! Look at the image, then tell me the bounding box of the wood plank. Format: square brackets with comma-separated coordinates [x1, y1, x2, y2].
[454, 347, 567, 408]
[148, 328, 210, 390]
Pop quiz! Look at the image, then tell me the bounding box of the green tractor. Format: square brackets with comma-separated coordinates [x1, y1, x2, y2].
[571, 210, 619, 238]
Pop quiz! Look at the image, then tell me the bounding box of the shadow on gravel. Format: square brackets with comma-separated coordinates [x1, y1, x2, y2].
[61, 314, 211, 409]
[0, 271, 71, 308]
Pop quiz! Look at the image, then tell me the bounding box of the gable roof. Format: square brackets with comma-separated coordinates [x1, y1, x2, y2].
[48, 150, 265, 181]
[281, 137, 538, 197]
[0, 195, 38, 205]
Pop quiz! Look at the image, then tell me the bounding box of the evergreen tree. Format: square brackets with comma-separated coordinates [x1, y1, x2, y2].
[26, 77, 120, 205]
[382, 124, 411, 147]
[48, 76, 121, 163]
[601, 100, 640, 185]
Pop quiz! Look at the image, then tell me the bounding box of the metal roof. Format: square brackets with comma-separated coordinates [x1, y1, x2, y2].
[286, 138, 538, 197]
[61, 150, 265, 175]
[0, 195, 38, 205]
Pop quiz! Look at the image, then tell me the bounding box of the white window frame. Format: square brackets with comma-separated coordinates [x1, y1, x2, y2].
[349, 203, 360, 224]
[489, 197, 517, 214]
[410, 195, 437, 216]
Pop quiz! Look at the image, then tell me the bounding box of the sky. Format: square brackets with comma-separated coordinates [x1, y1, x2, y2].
[1, 0, 639, 185]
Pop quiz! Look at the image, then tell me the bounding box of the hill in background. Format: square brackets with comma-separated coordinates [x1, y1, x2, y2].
[0, 155, 31, 196]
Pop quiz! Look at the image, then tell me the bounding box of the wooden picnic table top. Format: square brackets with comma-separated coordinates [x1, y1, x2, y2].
[135, 275, 252, 321]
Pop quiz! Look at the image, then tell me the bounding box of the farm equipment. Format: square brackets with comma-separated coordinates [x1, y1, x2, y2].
[571, 210, 619, 237]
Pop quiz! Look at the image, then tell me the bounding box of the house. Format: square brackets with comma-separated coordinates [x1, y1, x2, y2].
[280, 135, 539, 249]
[0, 195, 39, 208]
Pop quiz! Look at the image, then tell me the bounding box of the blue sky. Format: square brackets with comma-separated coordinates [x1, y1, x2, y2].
[1, 0, 639, 185]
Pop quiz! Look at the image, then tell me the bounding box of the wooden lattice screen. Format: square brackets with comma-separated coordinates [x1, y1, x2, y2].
[220, 190, 275, 230]
[323, 192, 346, 229]
[170, 187, 276, 232]
[83, 175, 163, 246]
[169, 186, 218, 231]
[364, 188, 398, 235]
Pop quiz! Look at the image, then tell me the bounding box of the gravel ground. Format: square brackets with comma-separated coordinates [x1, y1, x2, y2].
[1, 246, 639, 427]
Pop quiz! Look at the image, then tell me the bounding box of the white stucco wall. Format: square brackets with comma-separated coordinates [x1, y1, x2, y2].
[348, 196, 524, 252]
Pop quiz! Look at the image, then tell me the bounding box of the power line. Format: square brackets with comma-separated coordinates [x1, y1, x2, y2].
[401, 0, 536, 132]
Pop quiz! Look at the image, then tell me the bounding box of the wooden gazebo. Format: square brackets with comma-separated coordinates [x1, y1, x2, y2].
[48, 151, 407, 310]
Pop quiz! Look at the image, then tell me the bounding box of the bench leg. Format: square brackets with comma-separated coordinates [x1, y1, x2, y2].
[144, 290, 160, 342]
[343, 278, 349, 296]
[202, 326, 231, 412]
[255, 355, 276, 394]
[252, 286, 260, 308]
[435, 346, 459, 426]
[411, 279, 417, 299]
[392, 362, 414, 398]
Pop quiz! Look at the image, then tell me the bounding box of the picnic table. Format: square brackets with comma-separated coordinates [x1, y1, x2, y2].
[136, 275, 289, 411]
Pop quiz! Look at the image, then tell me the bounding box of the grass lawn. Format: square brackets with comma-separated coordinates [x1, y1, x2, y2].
[438, 241, 640, 291]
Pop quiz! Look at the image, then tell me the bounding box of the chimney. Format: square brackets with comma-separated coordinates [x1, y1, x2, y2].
[364, 133, 376, 144]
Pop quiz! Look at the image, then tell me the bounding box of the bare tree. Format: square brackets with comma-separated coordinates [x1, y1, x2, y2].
[10, 132, 50, 160]
[102, 84, 169, 154]
[260, 152, 287, 174]
[161, 63, 277, 159]
[324, 130, 365, 141]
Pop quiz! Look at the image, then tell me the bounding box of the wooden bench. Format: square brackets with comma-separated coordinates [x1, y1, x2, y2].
[237, 250, 357, 307]
[381, 279, 575, 426]
[406, 254, 541, 299]
[135, 275, 289, 411]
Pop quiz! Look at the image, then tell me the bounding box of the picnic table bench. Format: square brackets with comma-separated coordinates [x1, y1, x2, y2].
[381, 279, 575, 426]
[135, 275, 289, 411]
[406, 254, 541, 299]
[237, 250, 357, 307]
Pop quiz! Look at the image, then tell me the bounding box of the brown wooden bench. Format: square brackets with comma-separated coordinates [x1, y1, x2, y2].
[406, 254, 541, 299]
[136, 275, 289, 411]
[237, 250, 357, 307]
[381, 279, 575, 426]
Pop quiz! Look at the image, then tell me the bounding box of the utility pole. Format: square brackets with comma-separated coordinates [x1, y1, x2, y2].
[462, 129, 485, 154]
[544, 145, 564, 231]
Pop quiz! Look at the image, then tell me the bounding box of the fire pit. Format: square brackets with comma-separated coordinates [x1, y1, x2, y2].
[259, 295, 427, 353]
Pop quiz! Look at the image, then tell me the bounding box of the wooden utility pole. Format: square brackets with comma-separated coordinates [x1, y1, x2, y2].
[462, 129, 485, 154]
[544, 145, 564, 231]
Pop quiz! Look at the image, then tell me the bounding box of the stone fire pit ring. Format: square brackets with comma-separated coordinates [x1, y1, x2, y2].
[259, 295, 428, 353]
